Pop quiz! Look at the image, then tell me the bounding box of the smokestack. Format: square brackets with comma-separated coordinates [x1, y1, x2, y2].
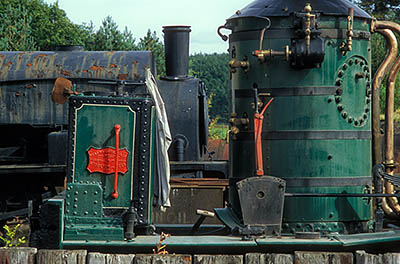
[162, 25, 191, 80]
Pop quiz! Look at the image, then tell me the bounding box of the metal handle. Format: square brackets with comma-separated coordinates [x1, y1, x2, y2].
[111, 124, 121, 199]
[217, 25, 229, 41]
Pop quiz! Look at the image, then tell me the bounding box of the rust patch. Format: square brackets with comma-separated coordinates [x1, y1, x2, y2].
[0, 54, 4, 60]
[25, 84, 36, 89]
[60, 70, 72, 77]
[15, 92, 21, 97]
[134, 73, 140, 79]
[109, 64, 117, 68]
[90, 65, 104, 71]
[82, 69, 88, 74]
[184, 256, 191, 263]
[117, 74, 128, 80]
[36, 54, 48, 57]
[27, 63, 33, 67]
[108, 51, 115, 55]
[5, 62, 12, 66]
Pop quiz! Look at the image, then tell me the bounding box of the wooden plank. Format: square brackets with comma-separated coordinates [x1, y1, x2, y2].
[194, 255, 243, 264]
[87, 253, 135, 264]
[36, 249, 87, 264]
[0, 248, 37, 264]
[355, 251, 382, 264]
[246, 253, 293, 264]
[295, 251, 353, 264]
[170, 178, 229, 188]
[383, 253, 400, 264]
[135, 254, 191, 264]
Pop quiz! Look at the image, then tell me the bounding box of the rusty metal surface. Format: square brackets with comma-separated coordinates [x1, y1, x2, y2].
[205, 139, 229, 161]
[0, 51, 155, 125]
[153, 180, 226, 224]
[0, 51, 154, 82]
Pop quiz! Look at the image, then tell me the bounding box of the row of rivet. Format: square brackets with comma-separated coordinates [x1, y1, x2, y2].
[334, 58, 371, 127]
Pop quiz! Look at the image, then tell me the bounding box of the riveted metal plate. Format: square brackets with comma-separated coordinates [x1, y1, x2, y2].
[237, 176, 285, 230]
[65, 183, 102, 218]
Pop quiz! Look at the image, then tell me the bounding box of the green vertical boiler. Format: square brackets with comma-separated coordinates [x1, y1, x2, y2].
[225, 0, 373, 234]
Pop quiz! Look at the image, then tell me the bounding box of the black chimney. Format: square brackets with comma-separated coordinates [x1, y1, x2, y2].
[162, 26, 191, 80]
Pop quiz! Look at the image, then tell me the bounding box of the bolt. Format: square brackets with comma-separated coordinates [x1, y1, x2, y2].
[348, 117, 353, 123]
[337, 104, 344, 111]
[342, 112, 348, 118]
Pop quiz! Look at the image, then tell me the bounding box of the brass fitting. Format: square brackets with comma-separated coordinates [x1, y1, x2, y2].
[229, 113, 249, 135]
[304, 3, 316, 55]
[229, 59, 250, 73]
[340, 8, 354, 56]
[253, 45, 291, 63]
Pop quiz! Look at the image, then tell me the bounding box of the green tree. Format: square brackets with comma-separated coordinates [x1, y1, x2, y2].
[86, 16, 136, 51]
[190, 53, 230, 120]
[354, 0, 400, 18]
[137, 30, 165, 77]
[28, 0, 84, 50]
[0, 4, 36, 50]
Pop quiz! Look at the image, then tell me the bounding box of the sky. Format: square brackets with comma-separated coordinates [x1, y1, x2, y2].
[43, 0, 252, 54]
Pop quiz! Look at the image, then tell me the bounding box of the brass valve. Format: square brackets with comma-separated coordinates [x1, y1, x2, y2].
[304, 3, 316, 54]
[253, 46, 291, 63]
[340, 8, 354, 56]
[229, 113, 249, 136]
[229, 58, 250, 73]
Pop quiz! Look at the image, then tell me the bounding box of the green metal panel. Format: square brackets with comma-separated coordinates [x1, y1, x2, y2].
[229, 14, 373, 233]
[73, 104, 136, 208]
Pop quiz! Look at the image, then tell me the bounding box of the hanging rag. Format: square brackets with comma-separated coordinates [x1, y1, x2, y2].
[145, 68, 172, 209]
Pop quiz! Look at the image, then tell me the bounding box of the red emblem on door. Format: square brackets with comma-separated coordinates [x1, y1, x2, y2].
[87, 147, 129, 174]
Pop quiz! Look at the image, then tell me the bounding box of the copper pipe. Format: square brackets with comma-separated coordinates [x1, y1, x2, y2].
[375, 21, 400, 214]
[373, 29, 398, 165]
[382, 185, 397, 217]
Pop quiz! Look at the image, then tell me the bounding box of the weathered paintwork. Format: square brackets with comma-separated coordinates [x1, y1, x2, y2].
[0, 51, 155, 125]
[228, 2, 373, 233]
[63, 96, 155, 242]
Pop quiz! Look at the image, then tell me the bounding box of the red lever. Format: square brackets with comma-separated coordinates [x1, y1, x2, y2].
[254, 98, 274, 176]
[111, 124, 121, 199]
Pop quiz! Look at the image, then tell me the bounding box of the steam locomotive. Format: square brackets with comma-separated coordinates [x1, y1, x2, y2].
[2, 0, 400, 253]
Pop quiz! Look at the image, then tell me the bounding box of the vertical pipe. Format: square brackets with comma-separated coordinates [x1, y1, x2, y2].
[163, 26, 191, 79]
[375, 21, 400, 215]
[384, 56, 400, 214]
[373, 29, 398, 165]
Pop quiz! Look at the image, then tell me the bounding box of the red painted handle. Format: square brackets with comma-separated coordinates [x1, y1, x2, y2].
[254, 98, 274, 176]
[111, 124, 121, 199]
